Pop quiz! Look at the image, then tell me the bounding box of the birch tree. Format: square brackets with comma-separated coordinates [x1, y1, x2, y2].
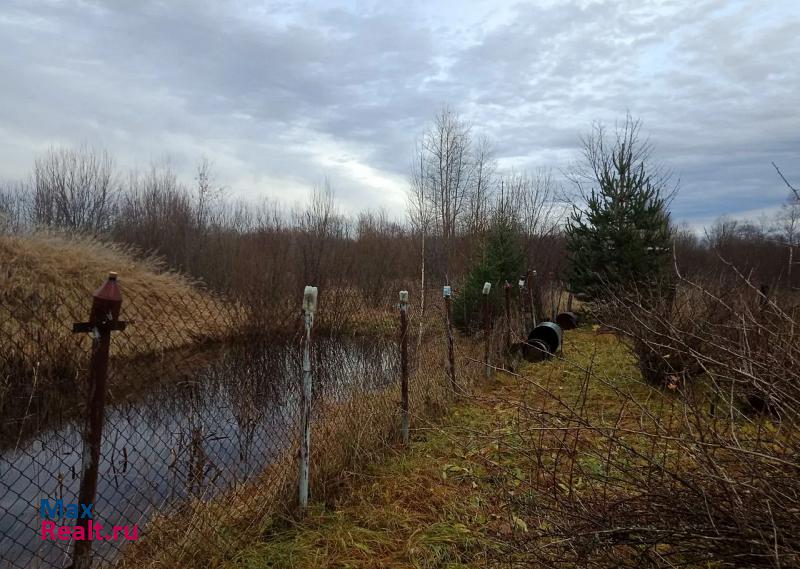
[415, 107, 475, 277]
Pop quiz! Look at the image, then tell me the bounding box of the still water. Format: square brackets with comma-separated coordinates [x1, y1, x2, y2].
[0, 337, 398, 568]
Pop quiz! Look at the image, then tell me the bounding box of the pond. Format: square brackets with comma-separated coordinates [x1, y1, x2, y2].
[0, 336, 399, 568]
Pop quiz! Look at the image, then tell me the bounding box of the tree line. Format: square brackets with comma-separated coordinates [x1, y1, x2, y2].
[0, 109, 796, 309]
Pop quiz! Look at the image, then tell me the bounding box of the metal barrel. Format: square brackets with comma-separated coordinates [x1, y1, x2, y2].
[522, 338, 551, 362]
[556, 311, 579, 330]
[524, 321, 563, 361]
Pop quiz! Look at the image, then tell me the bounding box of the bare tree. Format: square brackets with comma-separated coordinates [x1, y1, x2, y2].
[0, 180, 30, 233]
[408, 143, 434, 343]
[704, 216, 740, 250]
[113, 160, 194, 268]
[295, 179, 348, 288]
[410, 107, 494, 355]
[32, 146, 118, 233]
[504, 168, 561, 242]
[464, 135, 496, 237]
[194, 156, 224, 230]
[773, 162, 800, 288]
[567, 114, 675, 206]
[353, 209, 407, 304]
[781, 202, 800, 287]
[408, 138, 435, 237]
[415, 106, 475, 276]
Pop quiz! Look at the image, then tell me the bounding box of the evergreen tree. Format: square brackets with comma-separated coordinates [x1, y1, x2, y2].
[455, 214, 525, 332]
[566, 117, 672, 300]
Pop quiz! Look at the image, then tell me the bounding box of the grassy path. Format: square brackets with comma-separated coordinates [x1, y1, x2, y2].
[219, 328, 645, 569]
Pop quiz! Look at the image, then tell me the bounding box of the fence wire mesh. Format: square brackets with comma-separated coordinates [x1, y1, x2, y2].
[1, 278, 471, 568]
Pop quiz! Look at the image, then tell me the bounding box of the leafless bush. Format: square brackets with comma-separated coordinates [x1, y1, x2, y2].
[112, 162, 196, 268]
[459, 288, 799, 568]
[538, 265, 800, 566]
[352, 209, 413, 306]
[0, 180, 30, 234]
[600, 263, 800, 414]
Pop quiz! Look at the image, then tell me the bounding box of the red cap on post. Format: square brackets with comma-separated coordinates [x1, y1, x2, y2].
[90, 272, 123, 324]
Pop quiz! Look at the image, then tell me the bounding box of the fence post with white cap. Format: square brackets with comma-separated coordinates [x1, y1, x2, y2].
[482, 282, 492, 377]
[443, 285, 456, 392]
[298, 285, 317, 510]
[399, 290, 410, 444]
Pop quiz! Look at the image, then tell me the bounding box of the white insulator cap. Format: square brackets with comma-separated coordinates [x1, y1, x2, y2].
[302, 286, 318, 316]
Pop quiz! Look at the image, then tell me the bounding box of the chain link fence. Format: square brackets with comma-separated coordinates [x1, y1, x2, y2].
[1, 275, 476, 568]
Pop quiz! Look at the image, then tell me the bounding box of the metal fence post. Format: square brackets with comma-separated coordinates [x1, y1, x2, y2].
[482, 282, 492, 378]
[399, 290, 409, 445]
[443, 285, 456, 392]
[70, 272, 127, 569]
[299, 285, 318, 511]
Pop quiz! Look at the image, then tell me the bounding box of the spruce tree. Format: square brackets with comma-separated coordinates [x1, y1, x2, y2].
[566, 118, 672, 300]
[455, 214, 524, 332]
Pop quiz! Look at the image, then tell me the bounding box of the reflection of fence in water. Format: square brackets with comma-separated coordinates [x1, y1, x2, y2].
[0, 332, 400, 568]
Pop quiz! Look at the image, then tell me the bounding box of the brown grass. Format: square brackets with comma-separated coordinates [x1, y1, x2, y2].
[0, 232, 245, 446]
[116, 330, 485, 568]
[0, 232, 237, 371]
[142, 327, 790, 569]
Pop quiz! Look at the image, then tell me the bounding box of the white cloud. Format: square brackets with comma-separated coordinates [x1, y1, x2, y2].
[0, 0, 797, 225]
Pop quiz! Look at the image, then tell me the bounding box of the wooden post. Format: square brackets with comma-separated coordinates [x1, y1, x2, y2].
[517, 276, 527, 338]
[443, 285, 456, 392]
[299, 285, 318, 511]
[399, 290, 410, 445]
[528, 270, 538, 327]
[482, 282, 492, 378]
[567, 291, 574, 313]
[759, 283, 770, 311]
[70, 272, 126, 569]
[503, 281, 512, 367]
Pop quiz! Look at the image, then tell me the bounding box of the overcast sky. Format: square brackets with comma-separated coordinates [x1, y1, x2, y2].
[0, 0, 798, 229]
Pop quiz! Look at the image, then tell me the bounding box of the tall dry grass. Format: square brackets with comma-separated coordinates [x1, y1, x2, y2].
[0, 231, 241, 446]
[0, 232, 237, 365]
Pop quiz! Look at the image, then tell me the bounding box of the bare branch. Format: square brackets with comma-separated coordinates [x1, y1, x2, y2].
[772, 161, 800, 202]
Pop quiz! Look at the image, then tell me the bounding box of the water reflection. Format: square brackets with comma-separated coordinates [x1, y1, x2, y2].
[0, 336, 398, 568]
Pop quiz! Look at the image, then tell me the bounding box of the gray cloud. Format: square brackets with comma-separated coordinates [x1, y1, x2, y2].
[0, 0, 797, 224]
